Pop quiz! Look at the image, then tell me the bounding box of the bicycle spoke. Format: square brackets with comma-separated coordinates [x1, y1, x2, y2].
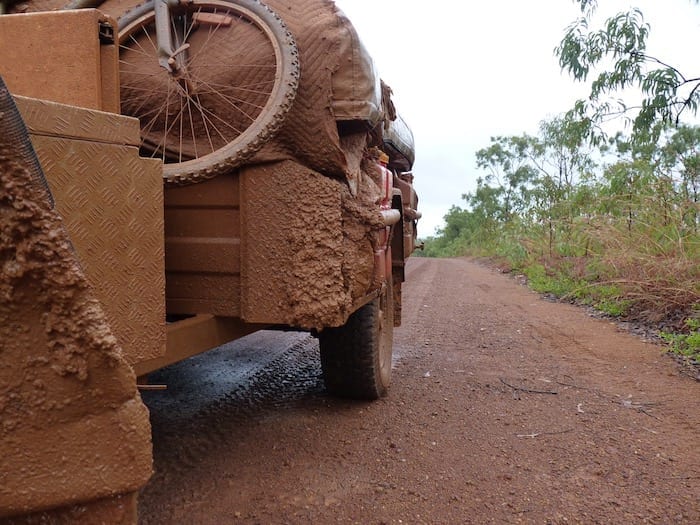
[178, 85, 185, 163]
[132, 102, 170, 124]
[189, 74, 269, 104]
[163, 85, 194, 156]
[189, 77, 262, 123]
[189, 25, 277, 68]
[140, 83, 172, 159]
[185, 6, 231, 65]
[195, 78, 275, 97]
[181, 9, 198, 45]
[170, 13, 179, 53]
[119, 76, 166, 93]
[193, 92, 217, 155]
[119, 86, 170, 98]
[120, 28, 157, 60]
[188, 90, 244, 139]
[184, 63, 277, 69]
[160, 80, 172, 162]
[185, 89, 199, 159]
[138, 82, 174, 134]
[125, 81, 172, 120]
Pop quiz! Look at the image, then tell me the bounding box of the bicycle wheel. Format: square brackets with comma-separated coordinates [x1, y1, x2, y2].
[118, 0, 299, 185]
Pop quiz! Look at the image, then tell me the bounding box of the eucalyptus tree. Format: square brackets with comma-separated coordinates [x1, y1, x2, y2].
[660, 125, 700, 232]
[599, 133, 658, 231]
[556, 0, 700, 143]
[475, 136, 537, 225]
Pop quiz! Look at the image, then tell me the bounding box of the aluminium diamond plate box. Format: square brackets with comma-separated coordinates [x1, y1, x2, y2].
[15, 95, 166, 367]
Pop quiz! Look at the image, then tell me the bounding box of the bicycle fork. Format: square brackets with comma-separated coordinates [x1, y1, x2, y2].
[155, 0, 191, 79]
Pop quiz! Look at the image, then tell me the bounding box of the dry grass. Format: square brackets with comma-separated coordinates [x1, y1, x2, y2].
[569, 219, 699, 324]
[599, 256, 699, 322]
[514, 217, 699, 327]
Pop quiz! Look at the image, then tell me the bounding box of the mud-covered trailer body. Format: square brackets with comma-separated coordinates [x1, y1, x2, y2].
[0, 1, 419, 521]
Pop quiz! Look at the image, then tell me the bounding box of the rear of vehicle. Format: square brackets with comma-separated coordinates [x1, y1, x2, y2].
[0, 0, 419, 521]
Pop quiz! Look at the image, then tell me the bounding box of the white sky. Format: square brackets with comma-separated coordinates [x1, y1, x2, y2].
[334, 0, 700, 236]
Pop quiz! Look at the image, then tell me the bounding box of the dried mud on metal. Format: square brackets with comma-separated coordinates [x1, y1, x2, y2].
[137, 258, 699, 524]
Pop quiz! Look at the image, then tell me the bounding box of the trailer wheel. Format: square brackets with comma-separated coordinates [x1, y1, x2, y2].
[319, 280, 394, 400]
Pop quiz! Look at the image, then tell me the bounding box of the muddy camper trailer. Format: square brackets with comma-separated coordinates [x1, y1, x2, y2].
[0, 0, 419, 520]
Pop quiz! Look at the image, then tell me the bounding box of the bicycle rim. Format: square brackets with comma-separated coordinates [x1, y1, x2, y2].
[118, 0, 299, 184]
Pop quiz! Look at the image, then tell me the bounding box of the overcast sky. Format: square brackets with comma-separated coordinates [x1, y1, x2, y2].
[334, 0, 700, 236]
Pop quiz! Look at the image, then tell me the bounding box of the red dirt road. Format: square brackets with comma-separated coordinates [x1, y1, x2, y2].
[138, 257, 699, 524]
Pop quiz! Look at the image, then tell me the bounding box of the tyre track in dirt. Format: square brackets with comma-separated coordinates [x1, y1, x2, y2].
[137, 257, 699, 524]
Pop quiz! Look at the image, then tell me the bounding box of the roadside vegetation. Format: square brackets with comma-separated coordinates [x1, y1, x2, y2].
[418, 1, 700, 363]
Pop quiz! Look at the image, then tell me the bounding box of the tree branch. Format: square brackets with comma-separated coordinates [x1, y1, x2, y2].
[500, 378, 559, 395]
[632, 51, 687, 82]
[677, 81, 700, 122]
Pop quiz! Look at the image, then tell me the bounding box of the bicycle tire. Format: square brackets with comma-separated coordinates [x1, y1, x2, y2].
[117, 0, 299, 185]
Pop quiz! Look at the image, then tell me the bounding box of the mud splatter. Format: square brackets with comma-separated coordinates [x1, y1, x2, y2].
[0, 136, 151, 518]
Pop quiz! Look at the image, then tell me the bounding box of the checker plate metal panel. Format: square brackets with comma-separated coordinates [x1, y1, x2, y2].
[15, 96, 140, 146]
[22, 104, 165, 366]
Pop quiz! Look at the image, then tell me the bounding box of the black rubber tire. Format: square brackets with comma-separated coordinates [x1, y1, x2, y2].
[117, 0, 299, 185]
[319, 280, 394, 400]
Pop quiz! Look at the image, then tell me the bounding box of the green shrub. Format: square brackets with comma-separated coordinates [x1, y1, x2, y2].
[661, 318, 700, 361]
[523, 263, 586, 297]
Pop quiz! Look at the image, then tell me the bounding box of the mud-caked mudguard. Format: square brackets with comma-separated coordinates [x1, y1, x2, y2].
[0, 77, 152, 521]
